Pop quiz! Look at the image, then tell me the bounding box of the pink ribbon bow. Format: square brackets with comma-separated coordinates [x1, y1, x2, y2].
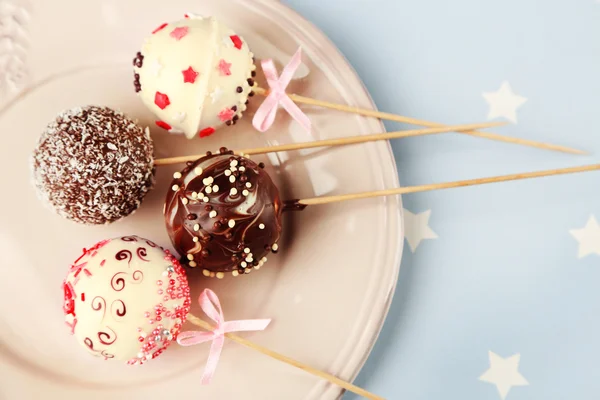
[177, 289, 271, 384]
[252, 47, 311, 133]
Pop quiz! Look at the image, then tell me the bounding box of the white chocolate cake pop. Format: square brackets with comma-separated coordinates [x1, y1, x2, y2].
[134, 15, 256, 139]
[62, 235, 191, 365]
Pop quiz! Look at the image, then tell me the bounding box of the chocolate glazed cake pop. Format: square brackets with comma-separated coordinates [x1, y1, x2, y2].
[164, 149, 282, 278]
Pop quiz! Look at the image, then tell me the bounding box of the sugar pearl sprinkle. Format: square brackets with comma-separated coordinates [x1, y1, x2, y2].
[230, 187, 238, 196]
[259, 223, 265, 230]
[209, 210, 217, 218]
[194, 166, 203, 175]
[173, 172, 182, 179]
[242, 189, 249, 196]
[172, 184, 179, 191]
[228, 220, 235, 228]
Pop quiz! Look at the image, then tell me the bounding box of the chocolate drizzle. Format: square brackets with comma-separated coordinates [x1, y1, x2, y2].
[164, 150, 283, 274]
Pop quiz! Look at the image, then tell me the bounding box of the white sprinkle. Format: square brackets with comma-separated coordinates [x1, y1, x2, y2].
[261, 257, 267, 263]
[216, 272, 225, 279]
[118, 156, 129, 164]
[259, 223, 265, 230]
[230, 166, 237, 172]
[205, 186, 213, 194]
[137, 352, 144, 358]
[107, 143, 117, 151]
[245, 182, 252, 188]
[202, 269, 210, 277]
[182, 198, 189, 205]
[172, 185, 179, 191]
[203, 177, 214, 185]
[242, 189, 249, 196]
[212, 185, 219, 192]
[194, 167, 203, 175]
[239, 166, 246, 172]
[192, 192, 198, 199]
[246, 256, 253, 263]
[244, 248, 250, 254]
[173, 172, 182, 179]
[241, 261, 247, 268]
[232, 270, 239, 277]
[203, 197, 209, 203]
[225, 170, 232, 176]
[230, 160, 238, 167]
[209, 210, 217, 218]
[229, 175, 236, 183]
[228, 220, 236, 228]
[189, 261, 197, 267]
[193, 224, 200, 231]
[193, 237, 199, 242]
[255, 265, 261, 270]
[272, 243, 279, 251]
[187, 254, 194, 260]
[230, 188, 238, 196]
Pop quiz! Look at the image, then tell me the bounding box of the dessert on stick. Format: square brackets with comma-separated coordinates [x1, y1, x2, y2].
[62, 236, 383, 400]
[164, 150, 282, 277]
[134, 15, 256, 138]
[62, 235, 191, 364]
[132, 15, 584, 154]
[30, 106, 155, 225]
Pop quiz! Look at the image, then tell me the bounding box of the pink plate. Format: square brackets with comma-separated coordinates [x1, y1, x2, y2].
[0, 0, 403, 399]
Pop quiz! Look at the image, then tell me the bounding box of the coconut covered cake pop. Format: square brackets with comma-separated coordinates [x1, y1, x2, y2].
[30, 106, 155, 225]
[63, 235, 191, 364]
[164, 149, 282, 278]
[134, 15, 256, 139]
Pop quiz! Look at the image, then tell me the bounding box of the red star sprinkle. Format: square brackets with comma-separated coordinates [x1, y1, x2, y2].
[182, 66, 199, 83]
[152, 23, 168, 34]
[218, 108, 236, 122]
[217, 59, 232, 76]
[154, 92, 170, 109]
[199, 127, 215, 138]
[230, 35, 243, 50]
[156, 120, 172, 130]
[170, 26, 189, 40]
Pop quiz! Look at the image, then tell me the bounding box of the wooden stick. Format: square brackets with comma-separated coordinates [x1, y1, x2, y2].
[154, 121, 505, 166]
[253, 87, 587, 155]
[295, 164, 600, 206]
[186, 314, 385, 400]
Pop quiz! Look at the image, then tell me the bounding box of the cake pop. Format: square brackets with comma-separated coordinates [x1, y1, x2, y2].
[62, 235, 191, 364]
[134, 15, 256, 139]
[30, 106, 155, 225]
[164, 148, 282, 277]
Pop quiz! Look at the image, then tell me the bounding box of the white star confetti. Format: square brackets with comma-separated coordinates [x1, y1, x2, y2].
[479, 351, 529, 399]
[569, 215, 600, 258]
[482, 81, 527, 123]
[403, 209, 438, 252]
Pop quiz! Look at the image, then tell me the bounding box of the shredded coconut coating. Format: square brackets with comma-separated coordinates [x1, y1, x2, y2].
[30, 106, 155, 225]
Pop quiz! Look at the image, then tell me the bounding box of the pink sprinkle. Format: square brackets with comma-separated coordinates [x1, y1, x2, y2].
[217, 59, 232, 76]
[182, 66, 199, 83]
[152, 23, 168, 34]
[170, 26, 189, 40]
[100, 259, 106, 267]
[230, 35, 243, 50]
[218, 108, 235, 122]
[198, 127, 215, 138]
[156, 120, 172, 130]
[154, 92, 170, 110]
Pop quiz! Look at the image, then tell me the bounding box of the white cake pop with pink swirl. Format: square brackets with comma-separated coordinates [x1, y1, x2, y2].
[62, 235, 191, 365]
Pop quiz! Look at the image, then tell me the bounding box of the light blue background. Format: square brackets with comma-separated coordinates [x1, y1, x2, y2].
[281, 1, 600, 399]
